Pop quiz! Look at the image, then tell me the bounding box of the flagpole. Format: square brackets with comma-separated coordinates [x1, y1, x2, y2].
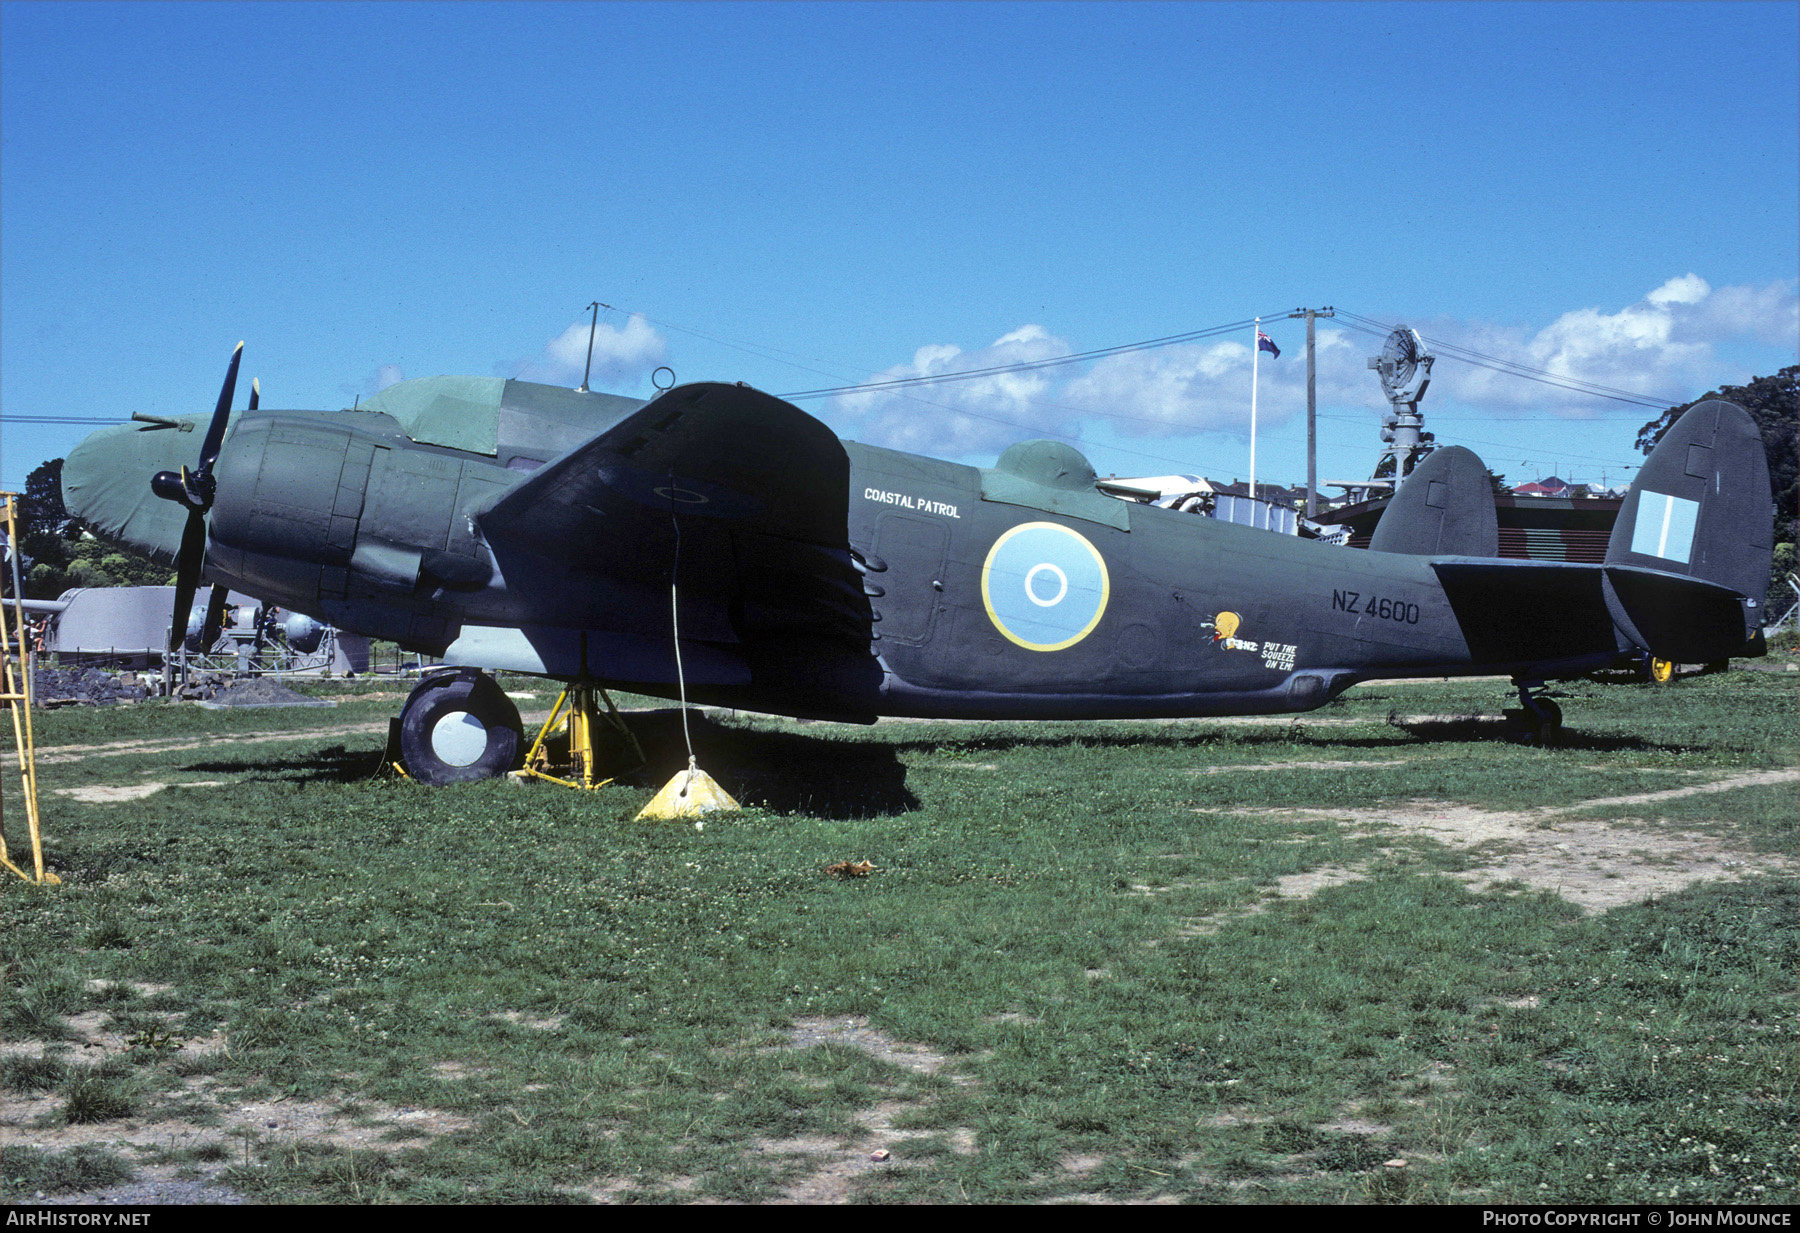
[1250, 316, 1260, 503]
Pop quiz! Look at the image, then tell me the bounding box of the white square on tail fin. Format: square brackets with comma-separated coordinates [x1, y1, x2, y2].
[1630, 490, 1699, 565]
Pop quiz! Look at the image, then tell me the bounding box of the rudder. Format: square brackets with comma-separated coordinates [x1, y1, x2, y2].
[1603, 400, 1772, 660]
[1367, 445, 1500, 557]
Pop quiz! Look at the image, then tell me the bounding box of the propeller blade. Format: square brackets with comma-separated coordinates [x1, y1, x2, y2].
[248, 378, 259, 413]
[199, 584, 230, 651]
[196, 342, 243, 480]
[168, 510, 208, 654]
[160, 343, 241, 656]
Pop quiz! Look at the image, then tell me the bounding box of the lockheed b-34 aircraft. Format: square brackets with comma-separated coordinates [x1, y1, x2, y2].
[62, 344, 1773, 784]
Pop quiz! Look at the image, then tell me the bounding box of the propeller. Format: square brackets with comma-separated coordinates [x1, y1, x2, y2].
[197, 584, 231, 653]
[150, 343, 243, 654]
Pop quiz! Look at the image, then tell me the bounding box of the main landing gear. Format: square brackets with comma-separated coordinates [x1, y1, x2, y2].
[396, 668, 524, 786]
[392, 669, 645, 789]
[1512, 677, 1562, 747]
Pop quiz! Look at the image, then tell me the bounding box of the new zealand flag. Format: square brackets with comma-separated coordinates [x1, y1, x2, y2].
[1257, 330, 1280, 358]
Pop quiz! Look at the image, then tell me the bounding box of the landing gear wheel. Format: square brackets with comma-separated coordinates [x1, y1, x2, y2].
[1526, 696, 1562, 747]
[1513, 679, 1563, 748]
[398, 669, 523, 786]
[1649, 657, 1675, 684]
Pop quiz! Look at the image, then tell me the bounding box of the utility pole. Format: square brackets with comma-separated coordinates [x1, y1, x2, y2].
[1285, 307, 1334, 517]
[576, 301, 600, 393]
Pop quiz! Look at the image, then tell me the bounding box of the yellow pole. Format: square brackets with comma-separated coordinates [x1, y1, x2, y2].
[0, 495, 53, 884]
[570, 681, 595, 789]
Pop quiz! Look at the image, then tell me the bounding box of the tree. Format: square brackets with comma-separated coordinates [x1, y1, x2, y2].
[9, 457, 174, 598]
[1636, 367, 1798, 539]
[1636, 367, 1798, 610]
[21, 458, 70, 540]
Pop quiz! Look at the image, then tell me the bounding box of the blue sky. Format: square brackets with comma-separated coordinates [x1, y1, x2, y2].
[4, 1, 1796, 495]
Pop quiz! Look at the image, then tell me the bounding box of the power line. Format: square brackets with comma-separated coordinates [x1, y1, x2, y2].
[1333, 310, 1678, 409]
[779, 313, 1291, 399]
[617, 303, 1657, 475]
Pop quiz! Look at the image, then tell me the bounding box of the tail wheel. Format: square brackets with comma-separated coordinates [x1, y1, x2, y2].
[1528, 696, 1563, 747]
[398, 670, 523, 785]
[1649, 658, 1675, 683]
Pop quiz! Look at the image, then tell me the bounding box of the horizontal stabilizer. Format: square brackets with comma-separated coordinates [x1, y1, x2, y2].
[1368, 446, 1499, 557]
[1604, 400, 1772, 658]
[1431, 559, 1617, 663]
[1603, 564, 1761, 663]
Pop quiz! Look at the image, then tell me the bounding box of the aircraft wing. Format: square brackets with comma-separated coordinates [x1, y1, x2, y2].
[479, 382, 850, 552]
[474, 383, 872, 674]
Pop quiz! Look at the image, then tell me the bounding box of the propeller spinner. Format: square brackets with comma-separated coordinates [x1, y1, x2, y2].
[150, 343, 243, 654]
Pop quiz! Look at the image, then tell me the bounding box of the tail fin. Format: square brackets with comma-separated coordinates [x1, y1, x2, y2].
[1603, 400, 1772, 661]
[1368, 445, 1500, 557]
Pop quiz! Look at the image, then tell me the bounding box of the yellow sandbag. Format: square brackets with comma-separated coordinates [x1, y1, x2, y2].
[635, 759, 739, 821]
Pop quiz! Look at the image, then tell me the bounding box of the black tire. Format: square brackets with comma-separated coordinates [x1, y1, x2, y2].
[398, 670, 523, 786]
[1530, 696, 1563, 747]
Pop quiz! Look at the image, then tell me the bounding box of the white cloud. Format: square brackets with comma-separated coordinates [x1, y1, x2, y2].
[1415, 276, 1798, 415]
[1645, 273, 1710, 306]
[811, 275, 1796, 462]
[1672, 279, 1799, 348]
[1063, 327, 1377, 438]
[511, 313, 668, 388]
[828, 322, 1377, 458]
[828, 324, 1078, 456]
[339, 363, 407, 401]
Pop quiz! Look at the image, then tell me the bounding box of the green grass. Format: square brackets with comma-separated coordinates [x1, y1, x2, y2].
[1, 1145, 134, 1196]
[2, 668, 1793, 1203]
[1564, 780, 1799, 854]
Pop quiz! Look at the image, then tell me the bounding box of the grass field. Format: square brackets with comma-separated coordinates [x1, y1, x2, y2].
[2, 662, 1795, 1204]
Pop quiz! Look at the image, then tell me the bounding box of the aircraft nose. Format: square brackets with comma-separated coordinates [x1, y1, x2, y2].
[61, 418, 203, 561]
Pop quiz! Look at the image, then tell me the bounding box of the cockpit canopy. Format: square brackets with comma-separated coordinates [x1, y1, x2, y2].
[356, 376, 647, 465]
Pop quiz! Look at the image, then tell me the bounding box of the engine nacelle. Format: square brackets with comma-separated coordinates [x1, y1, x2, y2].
[203, 414, 507, 639]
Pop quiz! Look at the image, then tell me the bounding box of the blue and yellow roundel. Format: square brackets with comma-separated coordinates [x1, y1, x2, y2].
[980, 522, 1111, 651]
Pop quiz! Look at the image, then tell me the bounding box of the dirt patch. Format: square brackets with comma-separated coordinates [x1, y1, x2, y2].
[431, 1061, 484, 1080]
[752, 1100, 977, 1204]
[6, 1006, 471, 1203]
[492, 1011, 567, 1031]
[1047, 1187, 1183, 1204]
[780, 1015, 953, 1076]
[1318, 1113, 1393, 1137]
[1328, 768, 1800, 913]
[27, 1176, 248, 1206]
[1180, 866, 1368, 936]
[2, 1011, 222, 1063]
[1180, 769, 1798, 923]
[56, 781, 226, 803]
[9, 1086, 473, 1152]
[753, 1017, 977, 1201]
[84, 980, 172, 998]
[34, 724, 389, 766]
[5, 1063, 472, 1206]
[1190, 760, 1412, 774]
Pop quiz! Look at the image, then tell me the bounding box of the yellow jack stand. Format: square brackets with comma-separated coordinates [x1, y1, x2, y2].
[509, 680, 644, 790]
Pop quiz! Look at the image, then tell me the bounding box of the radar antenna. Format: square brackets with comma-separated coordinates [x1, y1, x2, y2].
[1367, 326, 1436, 486]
